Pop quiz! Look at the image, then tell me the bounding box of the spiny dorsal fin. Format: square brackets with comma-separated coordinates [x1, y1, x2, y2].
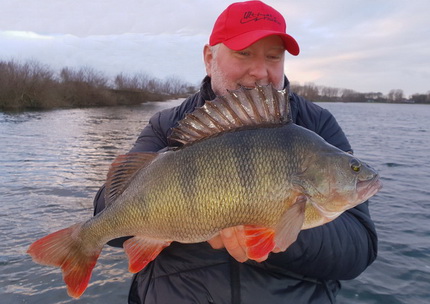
[169, 84, 290, 146]
[105, 152, 157, 206]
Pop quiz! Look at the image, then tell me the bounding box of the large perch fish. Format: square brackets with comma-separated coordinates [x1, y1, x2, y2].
[28, 84, 382, 298]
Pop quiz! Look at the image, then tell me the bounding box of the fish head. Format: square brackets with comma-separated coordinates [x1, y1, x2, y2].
[296, 150, 382, 218]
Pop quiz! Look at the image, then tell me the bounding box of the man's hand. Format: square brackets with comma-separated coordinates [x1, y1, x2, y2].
[208, 226, 278, 262]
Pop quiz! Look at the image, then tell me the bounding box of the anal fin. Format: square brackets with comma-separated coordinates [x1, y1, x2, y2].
[123, 236, 171, 273]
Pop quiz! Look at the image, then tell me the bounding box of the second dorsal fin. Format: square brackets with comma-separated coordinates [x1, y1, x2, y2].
[105, 152, 157, 206]
[169, 84, 290, 146]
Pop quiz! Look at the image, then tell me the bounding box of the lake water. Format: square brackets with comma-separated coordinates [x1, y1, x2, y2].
[0, 100, 429, 304]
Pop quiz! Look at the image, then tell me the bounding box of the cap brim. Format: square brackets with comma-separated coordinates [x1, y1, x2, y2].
[223, 30, 300, 56]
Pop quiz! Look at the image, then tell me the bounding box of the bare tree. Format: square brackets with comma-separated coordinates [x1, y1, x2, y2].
[387, 89, 404, 103]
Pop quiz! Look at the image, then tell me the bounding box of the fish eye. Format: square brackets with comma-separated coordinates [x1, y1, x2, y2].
[350, 158, 361, 173]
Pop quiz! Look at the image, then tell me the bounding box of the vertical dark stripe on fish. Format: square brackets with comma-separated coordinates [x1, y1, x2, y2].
[231, 133, 258, 192]
[178, 154, 199, 210]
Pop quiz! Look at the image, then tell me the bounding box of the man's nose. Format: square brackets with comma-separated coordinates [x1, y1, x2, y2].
[248, 57, 270, 80]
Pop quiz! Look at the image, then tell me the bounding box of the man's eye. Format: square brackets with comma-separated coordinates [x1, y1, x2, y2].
[238, 51, 250, 56]
[267, 54, 282, 60]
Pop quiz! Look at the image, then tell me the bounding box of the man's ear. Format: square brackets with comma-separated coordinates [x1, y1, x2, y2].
[203, 44, 214, 77]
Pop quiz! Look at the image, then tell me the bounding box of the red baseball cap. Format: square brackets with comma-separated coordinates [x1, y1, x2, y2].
[209, 1, 300, 56]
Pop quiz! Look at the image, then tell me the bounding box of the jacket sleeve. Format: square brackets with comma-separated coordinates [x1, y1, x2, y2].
[266, 94, 378, 280]
[129, 111, 171, 153]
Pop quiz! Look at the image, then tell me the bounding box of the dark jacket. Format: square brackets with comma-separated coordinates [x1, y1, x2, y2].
[93, 76, 378, 304]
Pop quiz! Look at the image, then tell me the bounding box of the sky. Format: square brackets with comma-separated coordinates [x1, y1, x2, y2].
[1, 0, 429, 97]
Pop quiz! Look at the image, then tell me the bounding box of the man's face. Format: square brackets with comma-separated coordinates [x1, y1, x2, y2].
[204, 35, 285, 96]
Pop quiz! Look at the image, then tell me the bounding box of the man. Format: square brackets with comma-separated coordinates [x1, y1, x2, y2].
[94, 1, 377, 303]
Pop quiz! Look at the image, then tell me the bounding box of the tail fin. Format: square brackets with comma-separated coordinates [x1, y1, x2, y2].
[27, 223, 102, 298]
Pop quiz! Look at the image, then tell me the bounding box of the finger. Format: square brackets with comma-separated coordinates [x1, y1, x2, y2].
[253, 253, 269, 263]
[272, 246, 282, 253]
[207, 233, 224, 249]
[220, 227, 248, 262]
[235, 225, 247, 251]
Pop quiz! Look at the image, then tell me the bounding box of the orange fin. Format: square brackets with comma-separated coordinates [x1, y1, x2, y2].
[27, 223, 102, 298]
[123, 236, 171, 273]
[105, 152, 157, 206]
[169, 84, 291, 146]
[274, 196, 307, 252]
[244, 226, 276, 260]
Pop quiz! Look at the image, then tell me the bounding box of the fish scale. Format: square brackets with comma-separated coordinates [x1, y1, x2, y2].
[132, 126, 305, 242]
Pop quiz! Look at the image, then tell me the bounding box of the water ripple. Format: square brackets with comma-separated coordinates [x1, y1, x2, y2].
[1, 101, 429, 303]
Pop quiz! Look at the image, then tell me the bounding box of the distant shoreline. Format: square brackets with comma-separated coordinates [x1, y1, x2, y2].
[1, 59, 429, 112]
[3, 98, 426, 115]
[0, 60, 195, 111]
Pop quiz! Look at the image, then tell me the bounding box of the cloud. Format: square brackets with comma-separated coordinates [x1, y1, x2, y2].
[279, 0, 430, 95]
[0, 0, 225, 36]
[2, 31, 54, 40]
[0, 0, 429, 96]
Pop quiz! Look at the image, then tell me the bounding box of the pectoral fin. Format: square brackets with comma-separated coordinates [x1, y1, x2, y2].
[243, 197, 307, 261]
[274, 195, 307, 252]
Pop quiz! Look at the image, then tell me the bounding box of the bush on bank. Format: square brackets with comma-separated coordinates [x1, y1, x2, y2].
[0, 60, 195, 111]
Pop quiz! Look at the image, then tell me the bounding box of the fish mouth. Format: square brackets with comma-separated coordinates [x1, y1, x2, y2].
[357, 175, 383, 201]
